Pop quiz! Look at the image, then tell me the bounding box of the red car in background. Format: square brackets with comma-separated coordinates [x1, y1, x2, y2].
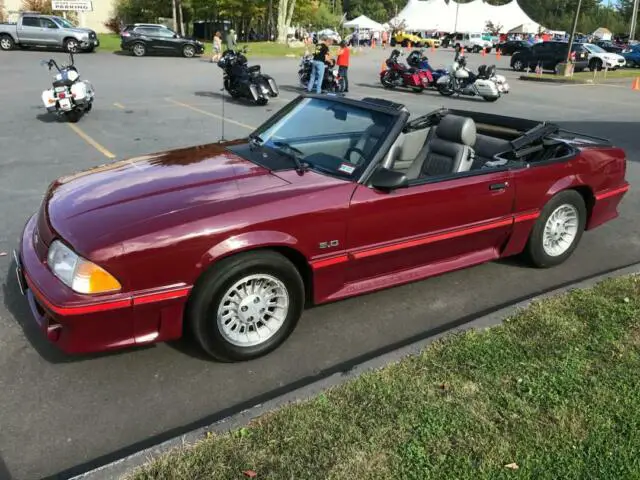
[14, 94, 629, 362]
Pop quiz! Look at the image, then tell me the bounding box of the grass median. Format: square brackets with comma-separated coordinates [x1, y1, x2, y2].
[97, 35, 340, 58]
[130, 274, 640, 480]
[520, 68, 640, 83]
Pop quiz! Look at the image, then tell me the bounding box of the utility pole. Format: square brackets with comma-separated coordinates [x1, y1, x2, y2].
[630, 0, 639, 40]
[565, 0, 582, 63]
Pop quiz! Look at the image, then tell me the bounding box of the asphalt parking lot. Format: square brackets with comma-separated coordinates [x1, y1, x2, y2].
[0, 46, 639, 480]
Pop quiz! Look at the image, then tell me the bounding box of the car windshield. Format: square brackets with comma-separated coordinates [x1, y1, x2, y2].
[249, 97, 395, 180]
[584, 43, 606, 53]
[53, 17, 75, 28]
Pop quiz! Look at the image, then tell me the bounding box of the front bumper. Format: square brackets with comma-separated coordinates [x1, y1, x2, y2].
[16, 214, 189, 355]
[80, 37, 99, 49]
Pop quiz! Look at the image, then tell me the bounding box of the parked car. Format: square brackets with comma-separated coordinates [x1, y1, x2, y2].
[594, 40, 625, 53]
[622, 44, 640, 67]
[14, 95, 629, 361]
[495, 40, 532, 55]
[0, 12, 99, 52]
[511, 41, 589, 73]
[120, 23, 171, 39]
[445, 32, 493, 53]
[120, 25, 205, 57]
[391, 31, 424, 47]
[581, 43, 626, 70]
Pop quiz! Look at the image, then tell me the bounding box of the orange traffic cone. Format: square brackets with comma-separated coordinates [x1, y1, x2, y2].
[481, 47, 486, 56]
[381, 60, 387, 73]
[632, 77, 640, 91]
[430, 44, 435, 52]
[496, 49, 502, 60]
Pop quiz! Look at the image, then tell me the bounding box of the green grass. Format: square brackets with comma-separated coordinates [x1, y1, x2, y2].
[522, 67, 640, 82]
[129, 274, 640, 480]
[97, 34, 337, 58]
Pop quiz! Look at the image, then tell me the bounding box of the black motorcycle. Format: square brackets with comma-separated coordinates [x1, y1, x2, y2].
[218, 47, 279, 105]
[298, 54, 345, 93]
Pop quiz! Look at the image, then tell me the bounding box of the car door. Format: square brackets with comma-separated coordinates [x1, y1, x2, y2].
[38, 17, 60, 45]
[17, 16, 42, 44]
[153, 27, 182, 53]
[345, 168, 515, 283]
[133, 27, 160, 52]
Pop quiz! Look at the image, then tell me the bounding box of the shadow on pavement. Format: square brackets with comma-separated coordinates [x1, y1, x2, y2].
[0, 454, 13, 480]
[2, 256, 155, 364]
[35, 113, 62, 123]
[194, 90, 267, 107]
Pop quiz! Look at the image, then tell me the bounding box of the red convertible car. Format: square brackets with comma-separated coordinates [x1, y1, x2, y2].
[15, 94, 629, 361]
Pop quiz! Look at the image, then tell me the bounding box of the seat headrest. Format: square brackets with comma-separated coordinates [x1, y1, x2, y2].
[435, 114, 477, 146]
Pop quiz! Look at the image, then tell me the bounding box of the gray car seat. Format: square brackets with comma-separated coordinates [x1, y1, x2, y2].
[406, 114, 477, 179]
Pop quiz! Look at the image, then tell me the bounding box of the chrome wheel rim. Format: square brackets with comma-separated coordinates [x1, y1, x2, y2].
[133, 44, 145, 56]
[216, 274, 289, 347]
[0, 38, 11, 49]
[513, 60, 522, 70]
[67, 40, 78, 52]
[184, 46, 195, 57]
[543, 204, 579, 257]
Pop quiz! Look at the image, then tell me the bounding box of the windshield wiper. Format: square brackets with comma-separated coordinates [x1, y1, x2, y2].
[272, 141, 308, 174]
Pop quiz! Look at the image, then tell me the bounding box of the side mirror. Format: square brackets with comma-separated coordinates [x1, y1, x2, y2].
[370, 167, 408, 191]
[173, 34, 178, 38]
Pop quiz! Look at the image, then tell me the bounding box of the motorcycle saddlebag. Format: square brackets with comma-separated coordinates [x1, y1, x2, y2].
[409, 73, 422, 86]
[474, 79, 499, 98]
[70, 81, 89, 103]
[261, 75, 279, 96]
[41, 89, 57, 112]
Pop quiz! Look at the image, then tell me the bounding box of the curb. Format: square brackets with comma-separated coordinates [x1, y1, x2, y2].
[518, 75, 636, 85]
[70, 261, 640, 480]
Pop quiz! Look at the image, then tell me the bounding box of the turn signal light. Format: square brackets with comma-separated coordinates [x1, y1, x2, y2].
[74, 261, 122, 294]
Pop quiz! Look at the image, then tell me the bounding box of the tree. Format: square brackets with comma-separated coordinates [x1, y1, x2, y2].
[485, 20, 503, 34]
[277, 0, 296, 43]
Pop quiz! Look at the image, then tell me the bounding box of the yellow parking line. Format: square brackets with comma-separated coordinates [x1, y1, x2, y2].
[67, 123, 116, 159]
[113, 102, 125, 109]
[166, 99, 255, 130]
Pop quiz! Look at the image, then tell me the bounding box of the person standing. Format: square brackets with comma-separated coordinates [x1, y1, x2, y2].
[307, 36, 331, 94]
[226, 29, 237, 51]
[336, 40, 350, 93]
[382, 29, 388, 49]
[210, 31, 222, 63]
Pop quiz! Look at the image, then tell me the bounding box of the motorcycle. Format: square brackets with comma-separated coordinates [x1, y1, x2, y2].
[218, 46, 279, 105]
[380, 49, 433, 92]
[436, 53, 510, 102]
[40, 52, 94, 122]
[298, 55, 345, 93]
[405, 49, 448, 88]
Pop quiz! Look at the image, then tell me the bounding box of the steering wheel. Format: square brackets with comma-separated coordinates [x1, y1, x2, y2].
[344, 147, 366, 165]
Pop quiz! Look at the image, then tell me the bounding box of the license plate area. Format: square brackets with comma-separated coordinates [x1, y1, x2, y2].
[59, 98, 72, 110]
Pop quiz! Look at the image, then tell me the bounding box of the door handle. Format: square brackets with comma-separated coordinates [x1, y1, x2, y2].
[489, 182, 508, 191]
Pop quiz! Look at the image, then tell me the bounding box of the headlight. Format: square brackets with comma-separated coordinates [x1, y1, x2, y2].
[47, 240, 121, 294]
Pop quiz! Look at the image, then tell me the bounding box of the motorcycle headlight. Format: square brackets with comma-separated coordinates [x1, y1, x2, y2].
[47, 240, 122, 294]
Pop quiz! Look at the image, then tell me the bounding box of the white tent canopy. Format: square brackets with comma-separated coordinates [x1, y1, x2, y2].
[508, 23, 540, 34]
[343, 15, 384, 31]
[389, 0, 544, 34]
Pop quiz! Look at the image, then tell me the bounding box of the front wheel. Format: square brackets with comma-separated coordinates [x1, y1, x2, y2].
[182, 44, 196, 58]
[437, 81, 455, 96]
[589, 58, 603, 71]
[524, 190, 587, 268]
[380, 70, 395, 88]
[64, 38, 80, 53]
[483, 96, 499, 102]
[187, 251, 305, 362]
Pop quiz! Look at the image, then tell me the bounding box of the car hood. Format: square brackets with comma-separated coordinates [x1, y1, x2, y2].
[67, 27, 94, 35]
[44, 141, 291, 252]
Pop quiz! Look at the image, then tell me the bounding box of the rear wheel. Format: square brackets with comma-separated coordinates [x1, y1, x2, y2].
[256, 97, 268, 105]
[187, 251, 305, 362]
[525, 190, 587, 268]
[380, 70, 395, 88]
[512, 59, 524, 71]
[132, 42, 146, 57]
[0, 34, 15, 51]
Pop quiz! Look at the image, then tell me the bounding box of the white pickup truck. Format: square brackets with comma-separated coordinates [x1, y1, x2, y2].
[0, 13, 99, 52]
[448, 32, 493, 53]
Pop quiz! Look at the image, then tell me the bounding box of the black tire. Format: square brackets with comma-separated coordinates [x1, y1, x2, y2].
[182, 44, 196, 58]
[0, 34, 15, 51]
[132, 42, 146, 57]
[64, 38, 80, 53]
[256, 97, 268, 105]
[473, 45, 480, 53]
[483, 96, 498, 102]
[187, 250, 305, 362]
[380, 70, 395, 89]
[589, 58, 603, 71]
[65, 110, 81, 123]
[524, 190, 587, 268]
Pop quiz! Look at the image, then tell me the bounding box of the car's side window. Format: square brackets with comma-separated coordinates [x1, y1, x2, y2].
[22, 17, 39, 27]
[40, 18, 57, 29]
